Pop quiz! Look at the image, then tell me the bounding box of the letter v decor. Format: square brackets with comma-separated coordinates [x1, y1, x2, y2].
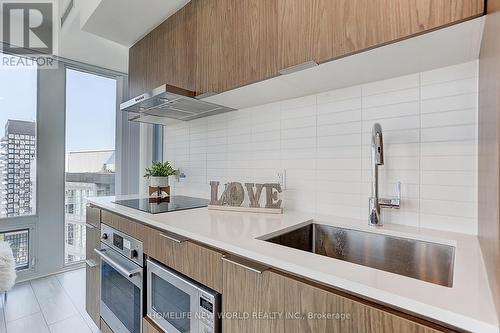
[208, 181, 283, 214]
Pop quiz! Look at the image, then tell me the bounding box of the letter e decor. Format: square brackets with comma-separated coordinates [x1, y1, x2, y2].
[208, 181, 283, 214]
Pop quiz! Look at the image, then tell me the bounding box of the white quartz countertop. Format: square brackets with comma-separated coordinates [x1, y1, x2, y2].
[88, 196, 498, 333]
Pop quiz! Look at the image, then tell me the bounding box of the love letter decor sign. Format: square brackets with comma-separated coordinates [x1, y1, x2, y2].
[208, 181, 283, 214]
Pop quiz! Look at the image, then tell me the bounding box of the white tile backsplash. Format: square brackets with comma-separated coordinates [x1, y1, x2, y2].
[165, 61, 479, 235]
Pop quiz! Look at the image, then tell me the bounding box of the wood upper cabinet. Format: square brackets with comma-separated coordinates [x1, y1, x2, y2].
[129, 0, 484, 97]
[277, 0, 484, 70]
[85, 206, 101, 328]
[222, 255, 448, 333]
[128, 3, 196, 98]
[195, 0, 279, 94]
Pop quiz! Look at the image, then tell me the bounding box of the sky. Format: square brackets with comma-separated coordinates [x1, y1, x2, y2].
[65, 68, 117, 152]
[0, 59, 117, 152]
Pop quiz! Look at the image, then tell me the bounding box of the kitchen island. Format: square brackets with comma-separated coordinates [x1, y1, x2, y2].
[87, 195, 498, 333]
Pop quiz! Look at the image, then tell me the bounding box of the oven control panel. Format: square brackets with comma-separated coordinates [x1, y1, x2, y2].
[101, 224, 144, 267]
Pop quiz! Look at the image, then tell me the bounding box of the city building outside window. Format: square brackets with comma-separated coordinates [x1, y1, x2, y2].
[64, 68, 117, 264]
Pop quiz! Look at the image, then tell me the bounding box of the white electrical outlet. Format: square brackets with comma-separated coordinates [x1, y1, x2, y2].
[276, 169, 286, 190]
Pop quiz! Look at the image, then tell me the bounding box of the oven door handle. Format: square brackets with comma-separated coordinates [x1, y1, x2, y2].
[94, 248, 141, 278]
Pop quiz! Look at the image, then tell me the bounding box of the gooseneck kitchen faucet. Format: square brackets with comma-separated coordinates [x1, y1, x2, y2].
[369, 123, 401, 226]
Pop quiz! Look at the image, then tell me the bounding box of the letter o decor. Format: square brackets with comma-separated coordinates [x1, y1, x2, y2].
[226, 182, 245, 207]
[208, 181, 283, 214]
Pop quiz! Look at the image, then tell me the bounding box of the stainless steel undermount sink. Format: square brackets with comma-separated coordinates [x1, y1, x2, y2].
[261, 223, 455, 287]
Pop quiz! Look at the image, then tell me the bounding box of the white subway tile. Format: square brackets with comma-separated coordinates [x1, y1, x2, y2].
[421, 171, 476, 187]
[421, 141, 477, 156]
[420, 185, 476, 202]
[165, 61, 479, 235]
[317, 122, 361, 137]
[421, 125, 476, 142]
[280, 95, 316, 110]
[317, 98, 361, 115]
[363, 102, 419, 120]
[421, 93, 477, 114]
[420, 199, 476, 218]
[362, 74, 419, 96]
[316, 86, 361, 105]
[421, 155, 476, 171]
[362, 116, 419, 132]
[421, 61, 477, 85]
[362, 88, 419, 108]
[318, 134, 361, 148]
[421, 109, 476, 128]
[421, 77, 478, 100]
[420, 214, 477, 235]
[281, 115, 316, 129]
[317, 109, 361, 125]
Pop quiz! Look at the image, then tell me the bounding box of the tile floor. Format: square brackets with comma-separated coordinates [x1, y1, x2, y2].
[0, 268, 99, 333]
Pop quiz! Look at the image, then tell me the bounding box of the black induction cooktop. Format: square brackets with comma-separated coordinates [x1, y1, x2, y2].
[113, 196, 209, 214]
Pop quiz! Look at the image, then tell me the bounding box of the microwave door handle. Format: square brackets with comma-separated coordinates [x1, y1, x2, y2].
[94, 248, 141, 278]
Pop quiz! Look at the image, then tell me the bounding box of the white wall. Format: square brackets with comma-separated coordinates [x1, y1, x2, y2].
[165, 61, 478, 235]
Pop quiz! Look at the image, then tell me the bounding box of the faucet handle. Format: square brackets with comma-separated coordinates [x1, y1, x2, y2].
[378, 181, 401, 209]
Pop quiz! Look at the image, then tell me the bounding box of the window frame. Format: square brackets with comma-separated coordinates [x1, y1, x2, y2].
[0, 49, 131, 279]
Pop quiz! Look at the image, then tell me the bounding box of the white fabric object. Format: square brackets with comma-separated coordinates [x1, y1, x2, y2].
[0, 241, 16, 291]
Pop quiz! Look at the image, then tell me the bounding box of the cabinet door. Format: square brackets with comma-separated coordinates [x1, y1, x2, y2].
[85, 222, 101, 328]
[283, 277, 442, 333]
[222, 256, 285, 333]
[146, 228, 223, 292]
[86, 205, 101, 229]
[277, 0, 484, 70]
[195, 0, 279, 94]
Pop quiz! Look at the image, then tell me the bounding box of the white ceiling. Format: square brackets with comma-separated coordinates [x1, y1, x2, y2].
[58, 0, 129, 73]
[79, 0, 191, 47]
[203, 17, 485, 109]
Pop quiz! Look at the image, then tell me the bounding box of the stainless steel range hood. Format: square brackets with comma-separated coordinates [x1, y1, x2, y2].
[120, 84, 236, 123]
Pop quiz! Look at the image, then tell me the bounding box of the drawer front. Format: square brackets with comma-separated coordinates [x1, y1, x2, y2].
[86, 205, 101, 229]
[146, 228, 187, 274]
[146, 228, 223, 292]
[100, 210, 146, 241]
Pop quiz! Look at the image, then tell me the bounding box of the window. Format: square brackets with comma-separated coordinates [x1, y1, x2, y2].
[0, 53, 37, 270]
[0, 229, 30, 270]
[0, 55, 37, 219]
[64, 69, 117, 264]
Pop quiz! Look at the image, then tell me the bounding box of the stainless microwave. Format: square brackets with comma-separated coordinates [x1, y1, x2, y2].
[146, 259, 221, 333]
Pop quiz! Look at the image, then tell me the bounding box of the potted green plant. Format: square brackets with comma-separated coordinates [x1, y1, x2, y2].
[144, 161, 178, 187]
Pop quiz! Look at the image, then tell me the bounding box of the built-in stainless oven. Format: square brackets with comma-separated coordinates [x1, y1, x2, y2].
[147, 259, 221, 333]
[94, 224, 144, 333]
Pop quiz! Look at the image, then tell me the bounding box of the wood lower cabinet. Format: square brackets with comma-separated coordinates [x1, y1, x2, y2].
[100, 210, 224, 292]
[222, 257, 285, 333]
[222, 256, 447, 333]
[86, 205, 101, 229]
[85, 207, 101, 328]
[146, 228, 224, 292]
[283, 278, 441, 333]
